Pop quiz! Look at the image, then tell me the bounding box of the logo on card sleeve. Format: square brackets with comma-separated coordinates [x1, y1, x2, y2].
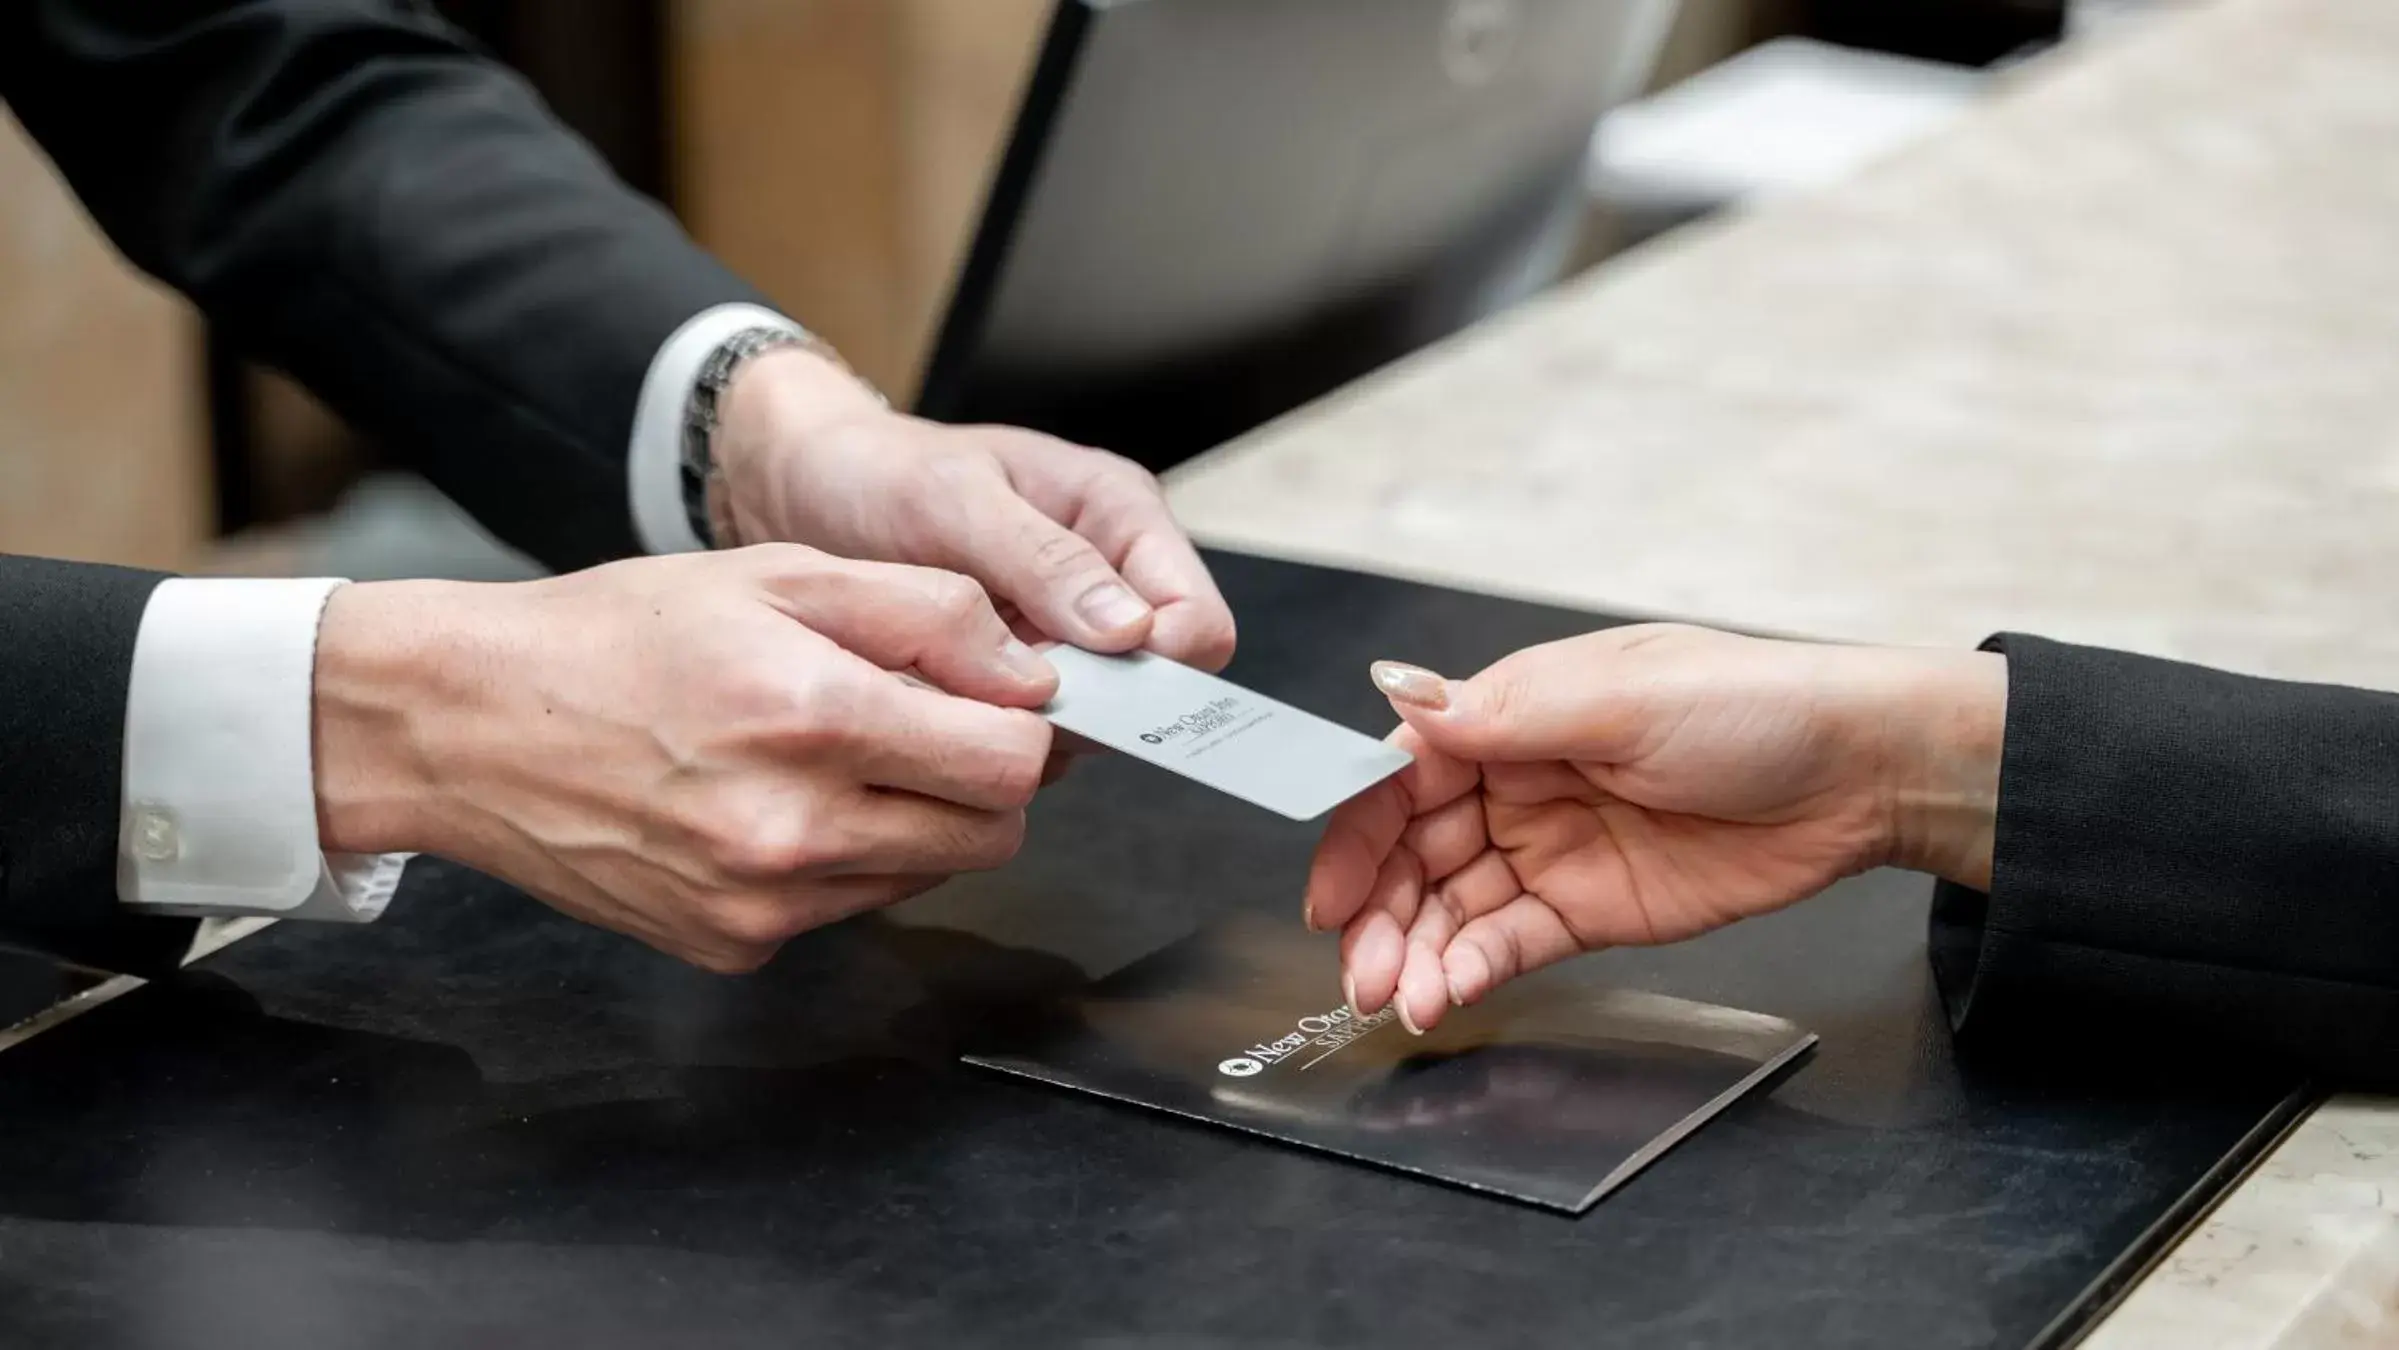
[1215, 1003, 1398, 1076]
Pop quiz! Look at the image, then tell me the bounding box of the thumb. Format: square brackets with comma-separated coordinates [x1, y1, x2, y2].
[1369, 647, 1626, 763]
[949, 490, 1156, 653]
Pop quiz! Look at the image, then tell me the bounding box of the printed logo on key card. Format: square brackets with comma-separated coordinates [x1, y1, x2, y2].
[1138, 696, 1247, 747]
[1041, 648, 1410, 821]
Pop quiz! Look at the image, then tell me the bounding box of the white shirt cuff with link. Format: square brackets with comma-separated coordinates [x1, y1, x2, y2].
[118, 578, 407, 922]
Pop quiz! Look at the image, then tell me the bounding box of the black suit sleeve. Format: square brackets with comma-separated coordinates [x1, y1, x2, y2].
[0, 0, 773, 570]
[1931, 634, 2399, 1085]
[0, 557, 204, 976]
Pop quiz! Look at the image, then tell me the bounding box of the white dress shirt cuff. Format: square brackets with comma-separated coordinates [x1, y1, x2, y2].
[628, 302, 808, 555]
[118, 578, 410, 923]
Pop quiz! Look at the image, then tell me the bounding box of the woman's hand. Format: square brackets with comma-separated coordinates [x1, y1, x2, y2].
[1302, 624, 2007, 1035]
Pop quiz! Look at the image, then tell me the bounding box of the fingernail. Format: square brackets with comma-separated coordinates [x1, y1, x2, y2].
[1075, 581, 1152, 633]
[997, 637, 1051, 683]
[1371, 660, 1449, 711]
[1395, 999, 1424, 1036]
[1342, 970, 1361, 1019]
[1446, 945, 1485, 1007]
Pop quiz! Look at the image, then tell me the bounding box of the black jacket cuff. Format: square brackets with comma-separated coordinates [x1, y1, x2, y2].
[1929, 634, 2399, 1084]
[0, 557, 202, 977]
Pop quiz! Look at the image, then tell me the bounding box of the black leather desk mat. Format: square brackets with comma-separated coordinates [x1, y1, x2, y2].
[0, 554, 2307, 1348]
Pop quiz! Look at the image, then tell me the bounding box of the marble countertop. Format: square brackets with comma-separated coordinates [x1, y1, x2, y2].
[1165, 0, 2399, 1343]
[1171, 0, 2399, 691]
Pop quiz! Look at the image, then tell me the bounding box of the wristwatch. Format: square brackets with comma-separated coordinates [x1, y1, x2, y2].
[679, 325, 880, 549]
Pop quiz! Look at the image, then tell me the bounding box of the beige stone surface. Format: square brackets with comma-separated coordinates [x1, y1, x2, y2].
[1168, 0, 2399, 692]
[2088, 1095, 2399, 1349]
[1163, 1, 2399, 1343]
[0, 112, 208, 569]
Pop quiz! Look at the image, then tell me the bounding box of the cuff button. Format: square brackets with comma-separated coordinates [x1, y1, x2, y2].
[129, 806, 182, 864]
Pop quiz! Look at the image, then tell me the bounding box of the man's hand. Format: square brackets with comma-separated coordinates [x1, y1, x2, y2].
[707, 349, 1238, 672]
[1302, 624, 2007, 1035]
[310, 546, 1057, 973]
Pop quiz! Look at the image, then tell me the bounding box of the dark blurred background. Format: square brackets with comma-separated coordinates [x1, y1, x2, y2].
[8, 0, 2176, 581]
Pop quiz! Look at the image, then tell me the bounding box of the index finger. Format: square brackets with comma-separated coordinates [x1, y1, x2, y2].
[1305, 778, 1408, 934]
[846, 675, 1054, 812]
[1051, 459, 1237, 673]
[751, 549, 1057, 708]
[1117, 525, 1236, 673]
[1302, 725, 1478, 931]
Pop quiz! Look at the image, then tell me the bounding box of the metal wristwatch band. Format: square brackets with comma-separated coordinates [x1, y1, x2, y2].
[680, 327, 801, 549]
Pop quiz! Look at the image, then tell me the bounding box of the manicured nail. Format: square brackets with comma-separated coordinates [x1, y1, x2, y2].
[1075, 581, 1152, 633]
[1395, 998, 1424, 1036]
[997, 637, 1051, 683]
[1371, 661, 1448, 711]
[1342, 970, 1361, 1019]
[1445, 945, 1485, 1007]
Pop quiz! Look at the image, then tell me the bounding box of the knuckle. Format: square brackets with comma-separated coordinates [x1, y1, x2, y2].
[987, 811, 1030, 866]
[721, 658, 808, 722]
[916, 568, 995, 629]
[689, 941, 777, 976]
[704, 800, 828, 879]
[987, 752, 1044, 811]
[705, 826, 792, 881]
[704, 894, 804, 950]
[1468, 668, 1525, 727]
[985, 720, 1051, 808]
[778, 666, 864, 751]
[1190, 619, 1239, 671]
[950, 810, 1028, 872]
[937, 715, 1048, 809]
[1028, 528, 1102, 581]
[1558, 906, 1618, 954]
[1098, 451, 1163, 496]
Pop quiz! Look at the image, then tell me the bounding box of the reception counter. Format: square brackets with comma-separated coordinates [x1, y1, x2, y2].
[1166, 0, 2399, 1343]
[0, 556, 2312, 1347]
[1, 0, 2390, 1343]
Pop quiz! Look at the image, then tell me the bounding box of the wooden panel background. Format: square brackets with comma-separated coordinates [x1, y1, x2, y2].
[0, 111, 207, 569]
[672, 0, 1051, 400]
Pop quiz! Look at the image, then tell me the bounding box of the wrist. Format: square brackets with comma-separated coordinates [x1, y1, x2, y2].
[312, 580, 473, 856]
[1879, 649, 2008, 890]
[713, 347, 890, 548]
